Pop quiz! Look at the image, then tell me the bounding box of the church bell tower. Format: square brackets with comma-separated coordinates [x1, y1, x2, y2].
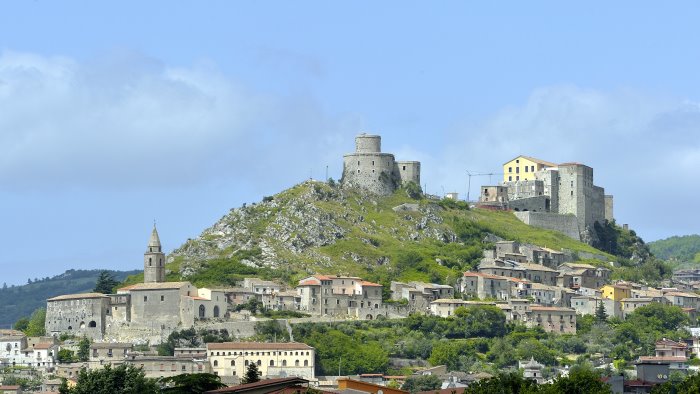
[144, 224, 165, 283]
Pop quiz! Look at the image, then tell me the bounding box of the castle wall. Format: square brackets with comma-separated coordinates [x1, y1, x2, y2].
[342, 152, 398, 195]
[508, 195, 550, 212]
[394, 161, 420, 186]
[129, 288, 192, 328]
[46, 297, 109, 340]
[503, 180, 544, 200]
[604, 195, 614, 221]
[535, 169, 559, 213]
[355, 134, 381, 153]
[513, 211, 581, 241]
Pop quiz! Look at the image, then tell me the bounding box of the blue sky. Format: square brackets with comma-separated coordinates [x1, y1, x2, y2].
[1, 1, 699, 285]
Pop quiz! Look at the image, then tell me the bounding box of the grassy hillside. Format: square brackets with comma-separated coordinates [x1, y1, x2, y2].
[649, 234, 700, 265]
[0, 269, 139, 329]
[124, 181, 612, 290]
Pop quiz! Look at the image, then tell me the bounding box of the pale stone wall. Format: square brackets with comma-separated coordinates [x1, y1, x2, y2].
[513, 211, 581, 241]
[395, 161, 420, 185]
[46, 297, 109, 340]
[503, 180, 545, 200]
[342, 152, 398, 195]
[509, 196, 550, 212]
[604, 195, 614, 221]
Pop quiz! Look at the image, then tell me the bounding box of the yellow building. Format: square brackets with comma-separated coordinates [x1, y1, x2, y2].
[601, 284, 632, 302]
[503, 156, 557, 182]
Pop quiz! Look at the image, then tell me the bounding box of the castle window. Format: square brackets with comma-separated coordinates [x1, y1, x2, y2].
[160, 296, 164, 302]
[144, 296, 147, 302]
[357, 161, 360, 166]
[571, 191, 573, 196]
[149, 258, 152, 266]
[403, 165, 406, 170]
[357, 169, 360, 173]
[372, 160, 374, 165]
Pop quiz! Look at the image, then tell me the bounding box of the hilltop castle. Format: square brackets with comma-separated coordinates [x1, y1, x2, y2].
[479, 155, 613, 243]
[341, 133, 420, 195]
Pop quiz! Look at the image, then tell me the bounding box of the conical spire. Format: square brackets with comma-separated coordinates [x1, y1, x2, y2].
[148, 223, 162, 250]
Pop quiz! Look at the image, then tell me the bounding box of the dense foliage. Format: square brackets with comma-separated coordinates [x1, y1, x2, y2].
[648, 234, 700, 263]
[13, 307, 46, 336]
[289, 303, 690, 376]
[0, 269, 138, 328]
[160, 373, 225, 394]
[465, 369, 612, 394]
[59, 364, 160, 394]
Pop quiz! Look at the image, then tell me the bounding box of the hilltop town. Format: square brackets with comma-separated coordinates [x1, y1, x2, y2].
[2, 134, 697, 393]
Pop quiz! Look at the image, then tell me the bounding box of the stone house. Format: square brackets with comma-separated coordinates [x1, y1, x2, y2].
[220, 288, 258, 307]
[621, 297, 671, 318]
[207, 342, 315, 385]
[89, 342, 133, 364]
[571, 295, 622, 319]
[519, 357, 545, 384]
[262, 290, 300, 311]
[390, 281, 454, 312]
[459, 272, 511, 301]
[428, 300, 495, 318]
[296, 275, 383, 318]
[557, 263, 610, 289]
[478, 260, 558, 286]
[243, 278, 283, 295]
[526, 306, 576, 334]
[636, 339, 689, 384]
[663, 291, 700, 310]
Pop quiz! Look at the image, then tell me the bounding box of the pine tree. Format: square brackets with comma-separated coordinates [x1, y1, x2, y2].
[93, 271, 119, 294]
[242, 362, 261, 384]
[595, 300, 608, 322]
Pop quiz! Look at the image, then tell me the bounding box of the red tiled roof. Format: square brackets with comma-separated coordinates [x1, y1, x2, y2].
[205, 377, 309, 394]
[361, 281, 382, 287]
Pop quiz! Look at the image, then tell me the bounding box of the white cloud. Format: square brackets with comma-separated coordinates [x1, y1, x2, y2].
[0, 50, 354, 190]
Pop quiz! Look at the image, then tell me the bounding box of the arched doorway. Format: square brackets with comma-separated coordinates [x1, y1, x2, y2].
[213, 305, 220, 318]
[199, 305, 206, 318]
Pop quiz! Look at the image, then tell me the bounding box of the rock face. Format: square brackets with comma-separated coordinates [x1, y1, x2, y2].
[170, 181, 458, 279]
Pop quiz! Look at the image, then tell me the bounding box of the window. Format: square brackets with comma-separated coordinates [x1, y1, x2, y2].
[372, 161, 374, 165]
[283, 360, 287, 366]
[516, 167, 520, 173]
[524, 166, 528, 173]
[257, 360, 261, 366]
[295, 360, 300, 366]
[214, 360, 218, 367]
[531, 165, 535, 172]
[270, 360, 274, 366]
[148, 257, 152, 266]
[144, 296, 147, 302]
[508, 167, 512, 173]
[245, 360, 249, 366]
[160, 296, 164, 302]
[508, 176, 512, 181]
[304, 360, 309, 366]
[403, 165, 406, 170]
[516, 176, 519, 181]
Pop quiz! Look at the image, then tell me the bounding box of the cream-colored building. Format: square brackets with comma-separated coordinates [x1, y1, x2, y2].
[207, 342, 314, 384]
[428, 299, 495, 318]
[526, 306, 576, 334]
[503, 156, 557, 183]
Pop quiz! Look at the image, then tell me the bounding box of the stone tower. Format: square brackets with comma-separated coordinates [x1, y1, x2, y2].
[144, 225, 165, 283]
[341, 133, 421, 195]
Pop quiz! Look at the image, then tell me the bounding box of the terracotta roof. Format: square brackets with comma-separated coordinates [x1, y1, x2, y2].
[47, 292, 109, 301]
[0, 386, 21, 390]
[361, 281, 382, 287]
[530, 306, 575, 312]
[205, 377, 309, 393]
[188, 296, 209, 300]
[32, 343, 55, 350]
[463, 272, 508, 280]
[206, 342, 313, 351]
[117, 281, 191, 291]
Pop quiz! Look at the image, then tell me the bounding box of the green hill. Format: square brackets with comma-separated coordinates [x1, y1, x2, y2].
[649, 234, 700, 265]
[122, 181, 614, 289]
[0, 269, 139, 329]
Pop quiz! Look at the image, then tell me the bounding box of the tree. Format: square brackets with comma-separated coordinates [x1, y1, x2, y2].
[242, 362, 261, 384]
[540, 368, 612, 394]
[595, 301, 608, 322]
[401, 375, 442, 393]
[77, 337, 91, 362]
[59, 364, 159, 394]
[13, 316, 29, 332]
[93, 271, 119, 294]
[160, 373, 226, 394]
[57, 349, 76, 363]
[25, 308, 46, 336]
[464, 372, 540, 394]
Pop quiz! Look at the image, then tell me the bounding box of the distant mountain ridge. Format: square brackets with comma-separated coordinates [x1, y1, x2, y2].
[0, 269, 139, 329]
[648, 234, 700, 264]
